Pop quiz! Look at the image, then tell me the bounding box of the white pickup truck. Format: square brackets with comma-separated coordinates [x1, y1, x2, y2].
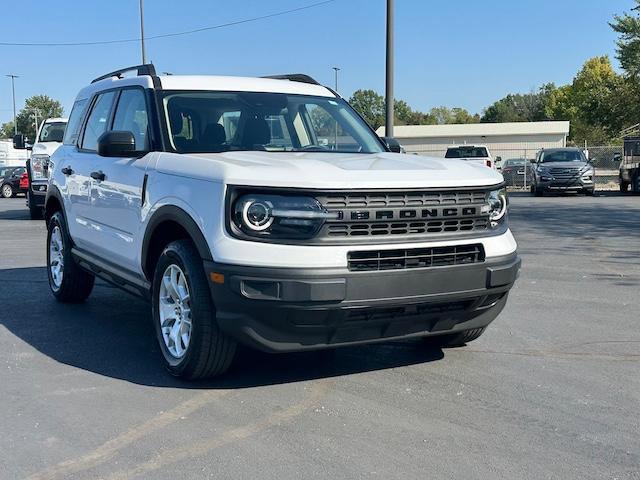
[445, 145, 496, 169]
[45, 65, 520, 379]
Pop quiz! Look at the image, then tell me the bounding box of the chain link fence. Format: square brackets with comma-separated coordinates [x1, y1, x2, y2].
[404, 145, 623, 190]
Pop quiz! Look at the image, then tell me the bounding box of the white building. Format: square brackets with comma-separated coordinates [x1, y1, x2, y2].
[377, 121, 570, 161]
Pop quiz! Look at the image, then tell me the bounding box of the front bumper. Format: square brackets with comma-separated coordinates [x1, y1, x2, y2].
[537, 175, 594, 191]
[205, 253, 521, 352]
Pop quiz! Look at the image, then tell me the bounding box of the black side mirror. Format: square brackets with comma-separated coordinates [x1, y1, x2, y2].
[13, 134, 26, 150]
[529, 159, 536, 164]
[98, 131, 140, 157]
[382, 136, 402, 153]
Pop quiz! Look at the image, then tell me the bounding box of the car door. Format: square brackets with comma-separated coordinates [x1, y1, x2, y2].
[89, 87, 153, 273]
[61, 91, 117, 251]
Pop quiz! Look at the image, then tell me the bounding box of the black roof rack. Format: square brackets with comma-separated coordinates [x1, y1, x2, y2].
[91, 64, 157, 84]
[262, 74, 320, 85]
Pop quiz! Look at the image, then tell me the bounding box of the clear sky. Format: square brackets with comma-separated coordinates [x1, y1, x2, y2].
[0, 0, 632, 124]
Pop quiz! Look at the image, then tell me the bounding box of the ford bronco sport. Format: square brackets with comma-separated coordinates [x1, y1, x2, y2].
[45, 65, 520, 379]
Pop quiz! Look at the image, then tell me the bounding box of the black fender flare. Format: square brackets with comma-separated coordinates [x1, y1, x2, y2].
[141, 205, 213, 277]
[44, 185, 65, 221]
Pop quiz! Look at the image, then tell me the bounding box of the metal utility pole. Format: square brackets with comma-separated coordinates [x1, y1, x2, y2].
[332, 67, 340, 92]
[385, 0, 394, 137]
[139, 0, 147, 64]
[6, 74, 18, 135]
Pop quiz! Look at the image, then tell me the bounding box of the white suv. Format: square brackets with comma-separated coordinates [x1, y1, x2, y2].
[45, 65, 520, 379]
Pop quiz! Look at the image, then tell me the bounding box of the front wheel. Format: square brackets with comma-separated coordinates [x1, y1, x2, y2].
[152, 239, 236, 379]
[28, 192, 43, 219]
[534, 186, 543, 197]
[47, 212, 95, 302]
[620, 179, 629, 192]
[1, 183, 14, 198]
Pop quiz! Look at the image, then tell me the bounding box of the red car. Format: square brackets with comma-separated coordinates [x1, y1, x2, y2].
[19, 171, 29, 192]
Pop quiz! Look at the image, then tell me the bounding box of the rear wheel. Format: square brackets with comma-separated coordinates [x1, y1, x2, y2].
[152, 239, 236, 379]
[47, 211, 95, 302]
[1, 183, 14, 198]
[633, 174, 640, 194]
[424, 327, 486, 348]
[534, 186, 543, 197]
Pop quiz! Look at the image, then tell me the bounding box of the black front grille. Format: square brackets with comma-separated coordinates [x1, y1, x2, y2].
[345, 300, 472, 323]
[314, 189, 492, 242]
[329, 218, 488, 238]
[549, 167, 582, 180]
[317, 190, 486, 209]
[348, 244, 485, 271]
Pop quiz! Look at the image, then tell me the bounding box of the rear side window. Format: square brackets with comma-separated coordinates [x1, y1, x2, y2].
[112, 89, 150, 150]
[63, 99, 88, 145]
[81, 92, 116, 151]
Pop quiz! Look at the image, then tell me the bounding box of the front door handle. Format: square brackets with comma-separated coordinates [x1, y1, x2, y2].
[90, 170, 106, 181]
[61, 166, 73, 176]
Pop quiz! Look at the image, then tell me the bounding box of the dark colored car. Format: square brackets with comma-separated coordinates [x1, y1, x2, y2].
[0, 166, 27, 198]
[501, 158, 533, 187]
[530, 148, 595, 196]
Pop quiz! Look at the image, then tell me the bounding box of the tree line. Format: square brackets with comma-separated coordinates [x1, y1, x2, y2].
[349, 1, 640, 145]
[0, 95, 63, 141]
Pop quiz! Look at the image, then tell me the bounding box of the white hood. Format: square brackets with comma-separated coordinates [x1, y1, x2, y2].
[156, 151, 504, 189]
[31, 141, 63, 156]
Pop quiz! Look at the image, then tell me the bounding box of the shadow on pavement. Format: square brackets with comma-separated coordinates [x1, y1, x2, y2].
[0, 266, 445, 389]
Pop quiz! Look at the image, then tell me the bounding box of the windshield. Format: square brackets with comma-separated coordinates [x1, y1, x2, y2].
[540, 150, 586, 163]
[445, 146, 489, 158]
[162, 91, 385, 154]
[38, 122, 67, 143]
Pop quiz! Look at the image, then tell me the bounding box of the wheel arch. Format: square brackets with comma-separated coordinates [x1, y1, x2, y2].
[142, 205, 213, 280]
[44, 185, 65, 223]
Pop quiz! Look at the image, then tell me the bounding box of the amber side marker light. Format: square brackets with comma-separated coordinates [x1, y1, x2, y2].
[210, 272, 225, 284]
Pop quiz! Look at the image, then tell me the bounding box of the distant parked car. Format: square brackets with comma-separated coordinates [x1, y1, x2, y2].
[444, 145, 496, 169]
[1, 166, 27, 198]
[501, 158, 533, 186]
[530, 148, 595, 196]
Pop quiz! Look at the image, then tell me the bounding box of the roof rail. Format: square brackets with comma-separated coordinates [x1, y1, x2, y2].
[91, 64, 157, 84]
[262, 74, 320, 85]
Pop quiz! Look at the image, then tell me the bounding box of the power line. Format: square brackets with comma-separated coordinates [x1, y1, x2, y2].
[0, 0, 336, 47]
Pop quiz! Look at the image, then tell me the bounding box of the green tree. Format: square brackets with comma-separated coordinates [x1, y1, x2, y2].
[481, 84, 557, 123]
[0, 121, 15, 139]
[348, 89, 386, 130]
[12, 95, 64, 141]
[610, 0, 640, 78]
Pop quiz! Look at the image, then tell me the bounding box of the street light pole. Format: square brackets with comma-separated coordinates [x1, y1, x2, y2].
[385, 0, 394, 138]
[139, 0, 147, 64]
[332, 66, 340, 92]
[6, 74, 18, 135]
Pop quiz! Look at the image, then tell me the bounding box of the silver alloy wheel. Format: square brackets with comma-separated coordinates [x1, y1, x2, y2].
[159, 264, 192, 359]
[2, 184, 12, 198]
[49, 225, 64, 289]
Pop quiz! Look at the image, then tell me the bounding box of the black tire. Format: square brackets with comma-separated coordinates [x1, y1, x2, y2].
[1, 183, 14, 198]
[534, 186, 543, 197]
[584, 188, 596, 196]
[424, 327, 487, 348]
[28, 192, 43, 220]
[152, 239, 236, 379]
[633, 175, 640, 194]
[47, 211, 95, 303]
[620, 179, 629, 192]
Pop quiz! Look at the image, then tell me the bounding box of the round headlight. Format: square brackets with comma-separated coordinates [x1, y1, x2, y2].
[242, 199, 274, 231]
[487, 189, 508, 223]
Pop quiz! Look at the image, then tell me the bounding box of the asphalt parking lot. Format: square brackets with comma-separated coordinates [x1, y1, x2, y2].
[0, 193, 639, 480]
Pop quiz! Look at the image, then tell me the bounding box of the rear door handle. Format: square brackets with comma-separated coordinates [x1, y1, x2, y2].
[90, 171, 106, 181]
[61, 166, 73, 176]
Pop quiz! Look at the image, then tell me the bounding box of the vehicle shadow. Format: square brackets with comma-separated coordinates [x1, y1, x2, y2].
[0, 266, 445, 389]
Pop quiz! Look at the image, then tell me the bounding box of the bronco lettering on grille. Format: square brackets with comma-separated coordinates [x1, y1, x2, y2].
[343, 206, 479, 222]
